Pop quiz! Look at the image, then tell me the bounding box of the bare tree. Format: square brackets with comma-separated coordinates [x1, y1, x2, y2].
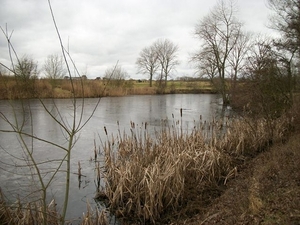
[192, 46, 218, 81]
[233, 37, 291, 119]
[10, 55, 39, 97]
[268, 0, 300, 95]
[15, 55, 39, 80]
[228, 32, 252, 94]
[0, 64, 8, 76]
[136, 45, 159, 87]
[104, 64, 128, 87]
[268, 0, 300, 51]
[43, 54, 66, 79]
[192, 0, 243, 105]
[153, 39, 179, 87]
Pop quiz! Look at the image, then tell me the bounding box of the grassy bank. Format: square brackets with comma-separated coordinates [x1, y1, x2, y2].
[0, 76, 214, 99]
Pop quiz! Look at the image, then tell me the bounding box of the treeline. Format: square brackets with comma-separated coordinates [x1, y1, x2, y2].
[134, 0, 300, 122]
[190, 0, 300, 121]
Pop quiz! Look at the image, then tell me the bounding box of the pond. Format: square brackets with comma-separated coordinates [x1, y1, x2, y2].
[0, 94, 227, 223]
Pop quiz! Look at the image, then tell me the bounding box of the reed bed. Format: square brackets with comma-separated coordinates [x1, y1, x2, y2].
[218, 115, 291, 156]
[80, 202, 109, 225]
[0, 189, 109, 225]
[100, 114, 292, 223]
[0, 115, 292, 224]
[0, 190, 60, 225]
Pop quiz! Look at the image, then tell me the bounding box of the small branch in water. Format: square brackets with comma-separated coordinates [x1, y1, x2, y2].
[72, 172, 86, 178]
[94, 139, 97, 161]
[78, 161, 82, 180]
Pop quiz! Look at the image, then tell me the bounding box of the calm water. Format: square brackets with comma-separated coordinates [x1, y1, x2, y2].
[0, 94, 225, 222]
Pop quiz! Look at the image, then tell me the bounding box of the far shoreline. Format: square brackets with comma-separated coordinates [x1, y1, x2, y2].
[0, 77, 217, 100]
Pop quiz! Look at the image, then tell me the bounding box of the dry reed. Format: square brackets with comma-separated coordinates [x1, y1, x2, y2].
[0, 189, 61, 225]
[0, 115, 292, 224]
[0, 188, 109, 225]
[81, 201, 109, 225]
[99, 113, 292, 223]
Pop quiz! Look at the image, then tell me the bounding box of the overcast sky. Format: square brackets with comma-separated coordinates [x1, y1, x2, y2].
[0, 0, 275, 79]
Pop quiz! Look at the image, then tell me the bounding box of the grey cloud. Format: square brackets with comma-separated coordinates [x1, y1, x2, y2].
[0, 0, 274, 79]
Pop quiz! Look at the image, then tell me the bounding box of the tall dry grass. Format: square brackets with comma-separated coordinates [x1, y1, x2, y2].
[127, 87, 157, 95]
[0, 78, 109, 99]
[102, 124, 231, 222]
[0, 189, 60, 225]
[217, 116, 291, 156]
[0, 189, 109, 225]
[0, 78, 216, 100]
[99, 113, 292, 223]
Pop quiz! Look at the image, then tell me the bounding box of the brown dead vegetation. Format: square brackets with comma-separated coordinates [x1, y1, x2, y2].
[173, 132, 300, 225]
[100, 110, 293, 224]
[0, 76, 213, 99]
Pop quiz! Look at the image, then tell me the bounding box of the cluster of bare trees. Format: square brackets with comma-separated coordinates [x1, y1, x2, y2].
[0, 52, 67, 97]
[136, 38, 179, 88]
[191, 0, 246, 105]
[189, 0, 299, 119]
[1, 0, 300, 224]
[103, 64, 128, 87]
[0, 53, 66, 80]
[14, 56, 39, 80]
[44, 54, 66, 79]
[135, 0, 299, 116]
